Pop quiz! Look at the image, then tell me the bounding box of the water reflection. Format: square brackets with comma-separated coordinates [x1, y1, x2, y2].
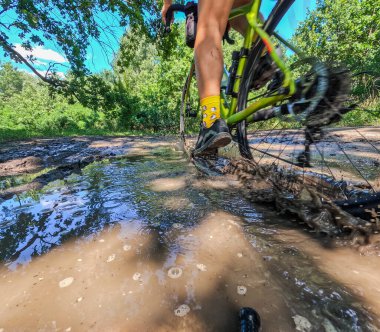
[0, 149, 379, 330]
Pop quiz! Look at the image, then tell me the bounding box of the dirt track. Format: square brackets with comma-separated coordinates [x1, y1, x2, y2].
[0, 136, 178, 199]
[1, 127, 379, 199]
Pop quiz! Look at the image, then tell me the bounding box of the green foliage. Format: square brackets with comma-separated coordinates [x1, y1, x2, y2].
[0, 0, 164, 108]
[0, 0, 159, 75]
[292, 0, 380, 72]
[0, 62, 117, 139]
[291, 0, 380, 124]
[1, 0, 379, 142]
[0, 62, 23, 102]
[114, 24, 194, 132]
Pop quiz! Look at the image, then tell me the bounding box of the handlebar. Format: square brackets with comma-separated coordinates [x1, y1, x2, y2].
[165, 4, 186, 33]
[164, 2, 235, 45]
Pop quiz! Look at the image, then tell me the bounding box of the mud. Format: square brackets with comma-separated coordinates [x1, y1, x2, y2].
[1, 131, 380, 331]
[0, 136, 176, 199]
[246, 127, 380, 187]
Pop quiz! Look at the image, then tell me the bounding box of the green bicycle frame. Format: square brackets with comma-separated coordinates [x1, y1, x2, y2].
[185, 0, 297, 127]
[226, 0, 296, 125]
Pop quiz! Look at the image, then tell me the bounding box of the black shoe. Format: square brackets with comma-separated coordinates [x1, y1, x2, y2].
[193, 119, 232, 156]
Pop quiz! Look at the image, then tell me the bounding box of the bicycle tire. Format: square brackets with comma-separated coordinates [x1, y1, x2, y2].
[234, 1, 380, 224]
[236, 0, 295, 160]
[179, 62, 196, 154]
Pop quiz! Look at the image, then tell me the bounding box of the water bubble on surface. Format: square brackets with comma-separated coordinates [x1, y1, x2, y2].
[168, 267, 183, 279]
[172, 223, 182, 229]
[132, 273, 141, 281]
[59, 277, 74, 288]
[292, 315, 312, 332]
[237, 285, 247, 295]
[123, 245, 132, 251]
[107, 254, 115, 263]
[174, 304, 190, 317]
[196, 264, 207, 272]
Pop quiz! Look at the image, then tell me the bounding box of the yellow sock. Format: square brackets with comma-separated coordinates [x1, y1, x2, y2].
[200, 95, 221, 128]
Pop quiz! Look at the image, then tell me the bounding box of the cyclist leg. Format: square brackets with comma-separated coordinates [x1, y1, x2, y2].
[193, 0, 235, 155]
[195, 0, 234, 100]
[230, 0, 252, 35]
[195, 0, 252, 99]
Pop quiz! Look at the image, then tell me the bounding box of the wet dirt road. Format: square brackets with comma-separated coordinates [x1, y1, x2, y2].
[0, 135, 380, 331]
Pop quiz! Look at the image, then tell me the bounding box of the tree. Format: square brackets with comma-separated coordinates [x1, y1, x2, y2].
[292, 0, 380, 73]
[113, 24, 194, 132]
[0, 1, 160, 81]
[0, 62, 23, 101]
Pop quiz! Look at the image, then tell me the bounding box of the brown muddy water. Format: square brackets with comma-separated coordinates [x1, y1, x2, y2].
[0, 142, 380, 331]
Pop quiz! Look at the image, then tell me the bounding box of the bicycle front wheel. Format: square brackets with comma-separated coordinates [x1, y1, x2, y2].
[179, 62, 199, 155]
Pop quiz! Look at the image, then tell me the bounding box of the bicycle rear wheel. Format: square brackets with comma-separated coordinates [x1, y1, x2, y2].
[232, 6, 380, 239]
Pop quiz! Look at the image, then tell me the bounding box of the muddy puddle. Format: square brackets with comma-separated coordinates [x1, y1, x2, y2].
[1, 141, 380, 331]
[247, 128, 380, 188]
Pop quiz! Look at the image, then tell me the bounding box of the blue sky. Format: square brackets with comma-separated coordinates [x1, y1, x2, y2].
[1, 0, 316, 76]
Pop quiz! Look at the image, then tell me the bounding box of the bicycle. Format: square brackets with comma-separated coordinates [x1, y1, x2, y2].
[165, 1, 380, 241]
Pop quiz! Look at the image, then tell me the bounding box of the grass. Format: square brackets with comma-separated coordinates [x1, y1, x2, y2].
[0, 98, 378, 143]
[0, 127, 178, 144]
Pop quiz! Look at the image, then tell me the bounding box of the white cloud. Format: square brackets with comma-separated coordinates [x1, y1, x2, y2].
[15, 44, 67, 63]
[19, 68, 65, 78]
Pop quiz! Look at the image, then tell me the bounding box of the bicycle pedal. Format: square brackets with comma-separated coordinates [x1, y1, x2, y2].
[186, 111, 197, 118]
[186, 105, 197, 118]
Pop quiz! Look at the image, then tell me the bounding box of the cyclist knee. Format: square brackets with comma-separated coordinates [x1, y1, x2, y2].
[197, 18, 226, 40]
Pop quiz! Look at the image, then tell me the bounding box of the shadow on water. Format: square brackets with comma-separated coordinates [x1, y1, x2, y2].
[0, 147, 380, 331]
